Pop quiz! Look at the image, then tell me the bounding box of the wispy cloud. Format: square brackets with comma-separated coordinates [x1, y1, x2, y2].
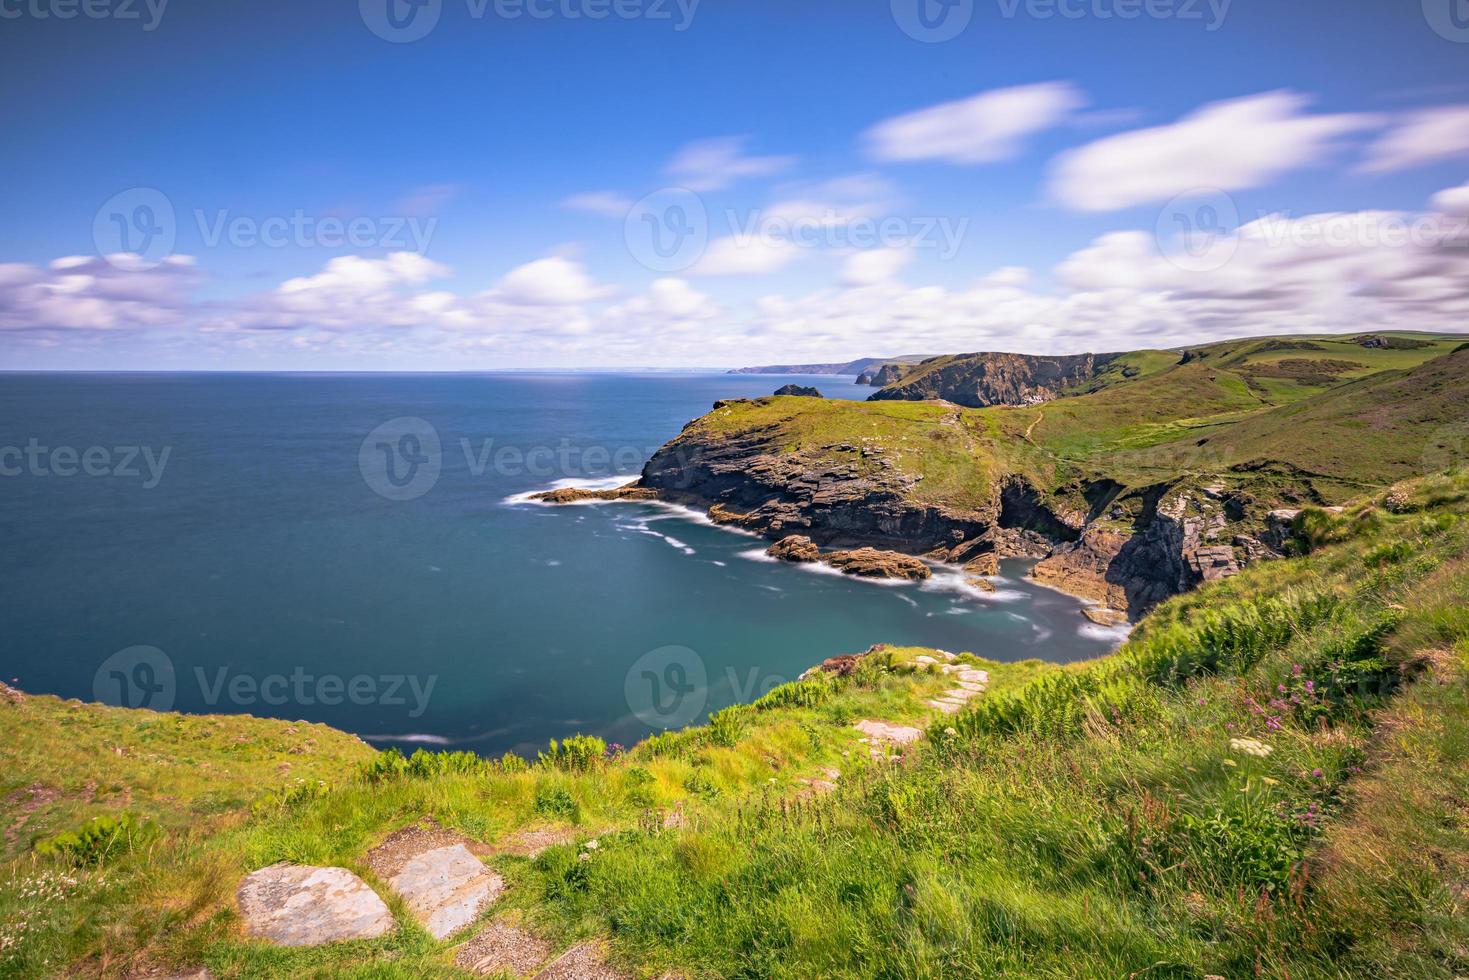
[1049, 91, 1379, 211]
[663, 136, 795, 192]
[863, 82, 1085, 165]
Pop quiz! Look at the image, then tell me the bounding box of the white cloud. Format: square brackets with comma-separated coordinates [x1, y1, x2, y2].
[863, 82, 1085, 165]
[841, 249, 911, 287]
[0, 255, 197, 331]
[664, 136, 796, 192]
[560, 191, 635, 218]
[689, 236, 804, 277]
[1049, 91, 1379, 211]
[1431, 180, 1469, 216]
[494, 256, 615, 306]
[1360, 105, 1469, 173]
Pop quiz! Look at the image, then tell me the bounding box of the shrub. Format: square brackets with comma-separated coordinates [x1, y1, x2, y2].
[707, 705, 751, 748]
[752, 676, 833, 711]
[538, 734, 607, 772]
[533, 785, 581, 821]
[683, 770, 721, 801]
[35, 813, 158, 866]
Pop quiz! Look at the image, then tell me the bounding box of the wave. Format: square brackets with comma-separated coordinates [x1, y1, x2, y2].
[501, 474, 636, 506]
[920, 566, 1025, 602]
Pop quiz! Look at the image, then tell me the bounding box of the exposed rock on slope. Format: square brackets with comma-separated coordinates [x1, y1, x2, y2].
[774, 384, 822, 397]
[869, 351, 1122, 407]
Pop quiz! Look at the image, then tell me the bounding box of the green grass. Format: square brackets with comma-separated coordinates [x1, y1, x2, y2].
[3, 470, 1469, 977]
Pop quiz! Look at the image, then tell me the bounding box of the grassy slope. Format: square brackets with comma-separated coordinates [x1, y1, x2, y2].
[2, 472, 1468, 977]
[689, 334, 1468, 516]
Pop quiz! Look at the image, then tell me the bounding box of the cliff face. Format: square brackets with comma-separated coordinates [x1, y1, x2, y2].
[869, 352, 1121, 407]
[855, 362, 913, 386]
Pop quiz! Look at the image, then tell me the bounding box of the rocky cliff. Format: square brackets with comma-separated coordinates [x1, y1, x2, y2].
[868, 351, 1123, 407]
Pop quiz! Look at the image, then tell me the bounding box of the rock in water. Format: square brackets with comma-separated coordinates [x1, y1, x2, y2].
[236, 864, 394, 946]
[823, 547, 930, 580]
[773, 384, 822, 397]
[528, 484, 657, 504]
[767, 535, 821, 562]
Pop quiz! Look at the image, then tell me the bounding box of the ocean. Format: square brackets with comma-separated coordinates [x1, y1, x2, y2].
[0, 372, 1127, 756]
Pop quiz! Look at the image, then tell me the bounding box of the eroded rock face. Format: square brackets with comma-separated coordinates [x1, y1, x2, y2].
[868, 351, 1120, 408]
[773, 384, 822, 398]
[236, 864, 394, 947]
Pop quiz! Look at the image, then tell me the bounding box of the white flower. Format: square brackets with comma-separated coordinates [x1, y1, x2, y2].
[583, 839, 599, 850]
[943, 727, 958, 737]
[1229, 737, 1273, 758]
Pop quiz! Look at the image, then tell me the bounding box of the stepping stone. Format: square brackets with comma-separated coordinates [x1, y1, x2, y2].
[798, 767, 840, 796]
[455, 922, 552, 976]
[926, 700, 963, 714]
[853, 719, 924, 747]
[533, 941, 630, 980]
[236, 864, 394, 947]
[368, 824, 504, 940]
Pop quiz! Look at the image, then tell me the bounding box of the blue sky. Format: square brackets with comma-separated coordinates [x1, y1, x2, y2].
[1, 0, 1467, 369]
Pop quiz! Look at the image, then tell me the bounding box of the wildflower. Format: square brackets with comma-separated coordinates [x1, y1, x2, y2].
[943, 727, 957, 737]
[577, 852, 590, 862]
[584, 839, 599, 850]
[1262, 777, 1279, 786]
[1222, 758, 1238, 768]
[1229, 737, 1273, 758]
[1311, 768, 1324, 778]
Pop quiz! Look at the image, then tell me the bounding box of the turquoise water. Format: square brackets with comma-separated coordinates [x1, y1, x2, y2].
[0, 373, 1126, 756]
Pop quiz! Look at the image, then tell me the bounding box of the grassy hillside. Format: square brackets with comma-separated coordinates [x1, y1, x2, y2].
[3, 470, 1468, 977]
[679, 334, 1469, 521]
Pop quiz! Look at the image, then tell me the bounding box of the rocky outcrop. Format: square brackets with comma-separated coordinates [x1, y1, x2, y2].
[766, 535, 931, 579]
[823, 547, 931, 580]
[856, 362, 912, 387]
[639, 432, 994, 554]
[767, 535, 821, 562]
[529, 484, 658, 504]
[773, 384, 822, 397]
[1032, 486, 1246, 618]
[869, 351, 1121, 408]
